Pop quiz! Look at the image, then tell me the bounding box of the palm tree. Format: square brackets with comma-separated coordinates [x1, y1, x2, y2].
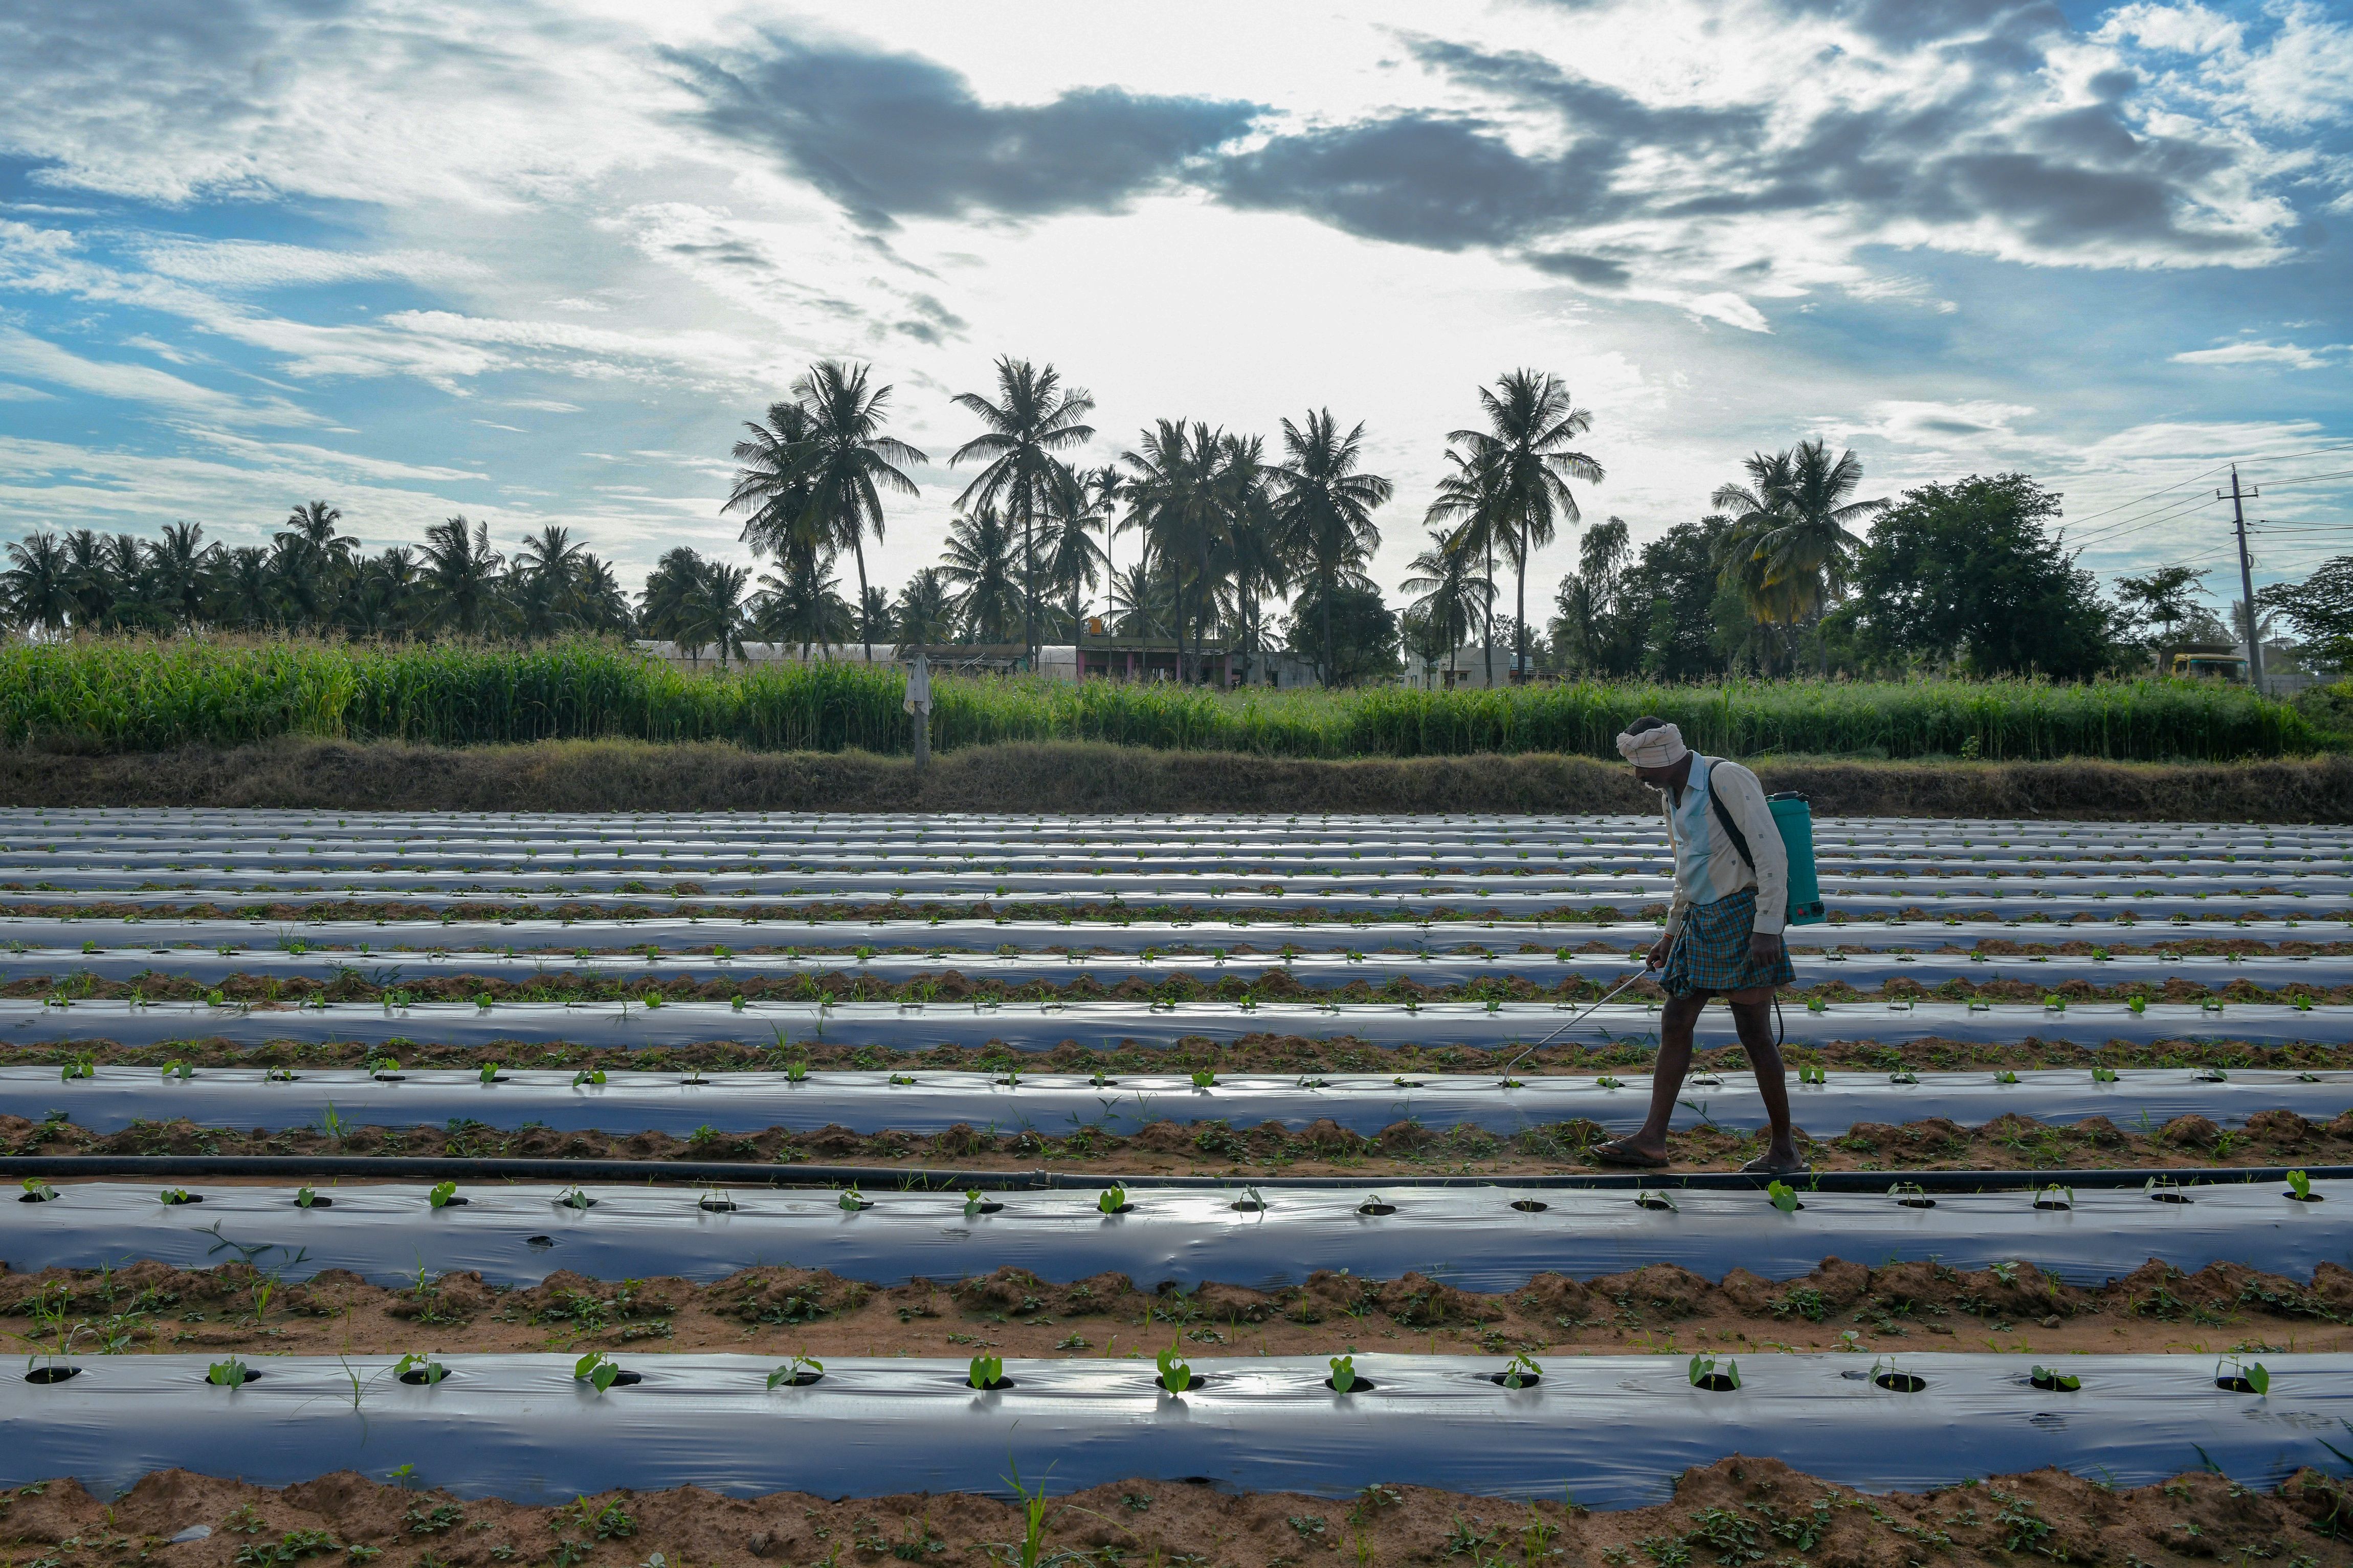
[347, 547, 422, 638]
[724, 401, 822, 559]
[1441, 371, 1601, 686]
[1106, 560, 1177, 641]
[938, 506, 1022, 643]
[62, 530, 113, 630]
[276, 500, 352, 631]
[950, 357, 1096, 665]
[1272, 410, 1392, 688]
[2, 532, 73, 633]
[793, 361, 926, 665]
[513, 525, 590, 639]
[1216, 433, 1285, 682]
[217, 547, 277, 631]
[1711, 437, 1884, 674]
[1122, 419, 1230, 682]
[1400, 526, 1489, 683]
[418, 516, 503, 636]
[573, 554, 634, 634]
[752, 541, 855, 656]
[145, 523, 215, 631]
[893, 568, 957, 646]
[676, 559, 752, 668]
[100, 533, 151, 629]
[638, 547, 708, 657]
[1040, 463, 1109, 633]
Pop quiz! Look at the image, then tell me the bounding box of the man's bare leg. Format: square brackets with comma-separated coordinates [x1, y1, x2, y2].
[1728, 994, 1805, 1172]
[1593, 992, 1705, 1164]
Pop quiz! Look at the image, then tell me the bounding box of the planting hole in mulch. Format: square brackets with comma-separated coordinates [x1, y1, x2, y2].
[1155, 1374, 1217, 1393]
[2216, 1374, 2262, 1393]
[699, 1196, 739, 1212]
[199, 1368, 260, 1386]
[2149, 1190, 2193, 1204]
[1486, 1373, 1542, 1388]
[1228, 1198, 1264, 1212]
[1510, 1199, 1549, 1213]
[2287, 1190, 2325, 1203]
[395, 1368, 453, 1386]
[1357, 1201, 1398, 1216]
[1324, 1376, 1378, 1393]
[24, 1367, 81, 1384]
[2031, 1371, 2081, 1392]
[524, 1235, 554, 1248]
[18, 1192, 53, 1203]
[292, 1196, 334, 1207]
[968, 1376, 1014, 1392]
[1874, 1372, 1928, 1393]
[2034, 1195, 2072, 1210]
[770, 1370, 823, 1388]
[966, 1200, 1006, 1215]
[1692, 1373, 1739, 1392]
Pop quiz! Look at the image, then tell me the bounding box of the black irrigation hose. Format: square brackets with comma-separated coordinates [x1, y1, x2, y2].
[4, 1153, 2347, 1193]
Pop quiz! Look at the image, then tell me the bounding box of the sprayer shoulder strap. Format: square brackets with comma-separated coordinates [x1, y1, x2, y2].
[1702, 760, 1756, 871]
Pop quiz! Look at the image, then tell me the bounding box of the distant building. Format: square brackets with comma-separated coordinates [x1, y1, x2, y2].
[630, 635, 1316, 685]
[1400, 646, 1531, 689]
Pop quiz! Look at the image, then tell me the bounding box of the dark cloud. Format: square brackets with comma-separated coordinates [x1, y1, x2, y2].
[1526, 250, 1629, 286]
[1213, 115, 1606, 248]
[664, 34, 1259, 228]
[1772, 0, 2063, 49]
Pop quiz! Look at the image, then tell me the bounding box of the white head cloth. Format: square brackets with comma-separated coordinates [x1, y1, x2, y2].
[1615, 722, 1689, 768]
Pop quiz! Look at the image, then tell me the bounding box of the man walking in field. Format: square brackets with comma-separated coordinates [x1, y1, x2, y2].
[1592, 716, 1807, 1175]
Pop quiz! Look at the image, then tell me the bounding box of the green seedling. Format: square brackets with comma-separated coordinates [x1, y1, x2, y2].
[1688, 1353, 1739, 1390]
[2091, 1065, 2119, 1083]
[207, 1357, 250, 1387]
[1888, 1068, 1919, 1085]
[394, 1353, 449, 1386]
[1595, 1074, 1624, 1089]
[573, 1351, 621, 1393]
[1328, 1354, 1358, 1394]
[160, 1188, 193, 1205]
[1796, 1064, 1826, 1086]
[60, 1054, 94, 1082]
[21, 1177, 56, 1202]
[366, 1056, 401, 1077]
[765, 1353, 823, 1390]
[160, 1060, 193, 1082]
[478, 1063, 500, 1084]
[428, 1181, 458, 1210]
[1766, 1181, 1801, 1213]
[838, 1184, 868, 1213]
[2033, 1183, 2075, 1211]
[1994, 1070, 2019, 1085]
[2030, 1364, 2080, 1392]
[1098, 1185, 1129, 1215]
[2288, 1170, 2317, 1201]
[1499, 1351, 1542, 1391]
[1157, 1339, 1195, 1395]
[2216, 1355, 2269, 1395]
[1190, 1069, 1216, 1088]
[1806, 996, 1828, 1014]
[964, 1188, 987, 1219]
[296, 1186, 319, 1209]
[785, 1061, 809, 1083]
[2126, 996, 2147, 1014]
[968, 1354, 1005, 1391]
[557, 1188, 592, 1211]
[571, 1069, 606, 1088]
[889, 1073, 917, 1086]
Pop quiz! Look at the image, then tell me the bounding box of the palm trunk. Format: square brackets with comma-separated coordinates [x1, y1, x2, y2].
[1320, 564, 1335, 688]
[1514, 518, 1528, 686]
[1022, 501, 1036, 671]
[854, 540, 873, 665]
[1482, 531, 1496, 688]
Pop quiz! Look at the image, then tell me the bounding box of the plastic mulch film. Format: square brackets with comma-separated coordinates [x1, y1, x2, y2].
[3, 998, 2344, 1051]
[0, 946, 2338, 992]
[11, 1065, 2349, 1139]
[8, 1179, 2342, 1290]
[6, 1352, 2349, 1506]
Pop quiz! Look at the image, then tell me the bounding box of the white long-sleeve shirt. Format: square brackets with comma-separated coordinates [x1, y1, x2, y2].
[1660, 755, 1789, 937]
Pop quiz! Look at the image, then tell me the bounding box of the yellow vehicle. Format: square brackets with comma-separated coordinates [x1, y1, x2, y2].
[2165, 643, 2248, 681]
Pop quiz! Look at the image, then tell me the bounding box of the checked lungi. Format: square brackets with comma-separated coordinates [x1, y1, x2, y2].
[1657, 886, 1796, 998]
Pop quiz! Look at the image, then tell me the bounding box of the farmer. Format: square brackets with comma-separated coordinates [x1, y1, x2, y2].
[1592, 716, 1806, 1174]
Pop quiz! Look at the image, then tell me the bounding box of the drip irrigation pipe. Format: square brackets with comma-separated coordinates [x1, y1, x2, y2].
[5, 1353, 2348, 1507]
[11, 1065, 2349, 1139]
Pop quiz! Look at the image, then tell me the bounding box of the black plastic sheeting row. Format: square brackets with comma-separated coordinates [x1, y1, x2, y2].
[7, 1352, 2346, 1506]
[10, 1065, 2347, 1139]
[3, 998, 2343, 1050]
[7, 1179, 2341, 1290]
[1, 946, 2341, 992]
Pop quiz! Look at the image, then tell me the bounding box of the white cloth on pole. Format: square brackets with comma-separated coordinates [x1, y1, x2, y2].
[903, 653, 931, 715]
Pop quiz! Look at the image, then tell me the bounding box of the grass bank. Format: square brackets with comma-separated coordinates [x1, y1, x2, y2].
[0, 637, 2327, 761]
[3, 736, 2347, 819]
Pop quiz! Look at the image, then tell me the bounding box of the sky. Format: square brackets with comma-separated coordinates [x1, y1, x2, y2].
[1, 0, 2349, 632]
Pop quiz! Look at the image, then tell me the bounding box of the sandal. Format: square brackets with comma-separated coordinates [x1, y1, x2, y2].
[1740, 1154, 1811, 1176]
[1592, 1139, 1670, 1170]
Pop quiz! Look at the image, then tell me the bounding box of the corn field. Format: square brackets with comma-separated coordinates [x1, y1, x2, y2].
[0, 637, 2320, 761]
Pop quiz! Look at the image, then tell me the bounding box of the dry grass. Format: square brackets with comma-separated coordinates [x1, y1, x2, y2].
[0, 736, 2346, 819]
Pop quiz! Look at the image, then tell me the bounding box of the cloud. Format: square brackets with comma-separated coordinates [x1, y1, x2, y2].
[664, 32, 1260, 229]
[2171, 339, 2341, 368]
[0, 327, 320, 424]
[135, 239, 489, 289]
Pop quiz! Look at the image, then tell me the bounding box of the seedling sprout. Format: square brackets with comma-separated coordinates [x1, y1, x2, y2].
[1327, 1354, 1359, 1394]
[765, 1353, 824, 1390]
[1098, 1185, 1129, 1215]
[2029, 1365, 2081, 1392]
[967, 1354, 1007, 1391]
[295, 1186, 319, 1209]
[2288, 1170, 2319, 1202]
[21, 1176, 56, 1202]
[394, 1353, 450, 1386]
[1766, 1180, 1802, 1213]
[1687, 1353, 1739, 1392]
[2215, 1355, 2270, 1395]
[1156, 1339, 1195, 1395]
[207, 1357, 251, 1387]
[571, 1069, 606, 1088]
[1498, 1352, 1542, 1390]
[1869, 1356, 1925, 1393]
[573, 1350, 622, 1393]
[557, 1187, 593, 1211]
[428, 1181, 459, 1210]
[1190, 1069, 1216, 1088]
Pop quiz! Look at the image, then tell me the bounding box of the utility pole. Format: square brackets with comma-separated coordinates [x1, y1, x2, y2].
[2222, 465, 2265, 694]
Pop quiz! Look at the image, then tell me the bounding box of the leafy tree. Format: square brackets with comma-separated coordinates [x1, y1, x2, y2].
[676, 559, 752, 667]
[724, 401, 821, 560]
[1550, 516, 1637, 675]
[1283, 579, 1400, 687]
[950, 357, 1094, 662]
[2, 532, 74, 632]
[793, 361, 927, 666]
[275, 501, 352, 632]
[418, 516, 503, 636]
[1122, 419, 1230, 681]
[1271, 410, 1390, 688]
[1846, 474, 2117, 678]
[753, 539, 856, 656]
[2113, 564, 2209, 652]
[216, 547, 277, 631]
[146, 522, 216, 632]
[2260, 556, 2353, 664]
[1039, 463, 1109, 634]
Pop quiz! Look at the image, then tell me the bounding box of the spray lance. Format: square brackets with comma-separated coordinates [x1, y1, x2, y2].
[1496, 934, 1677, 1085]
